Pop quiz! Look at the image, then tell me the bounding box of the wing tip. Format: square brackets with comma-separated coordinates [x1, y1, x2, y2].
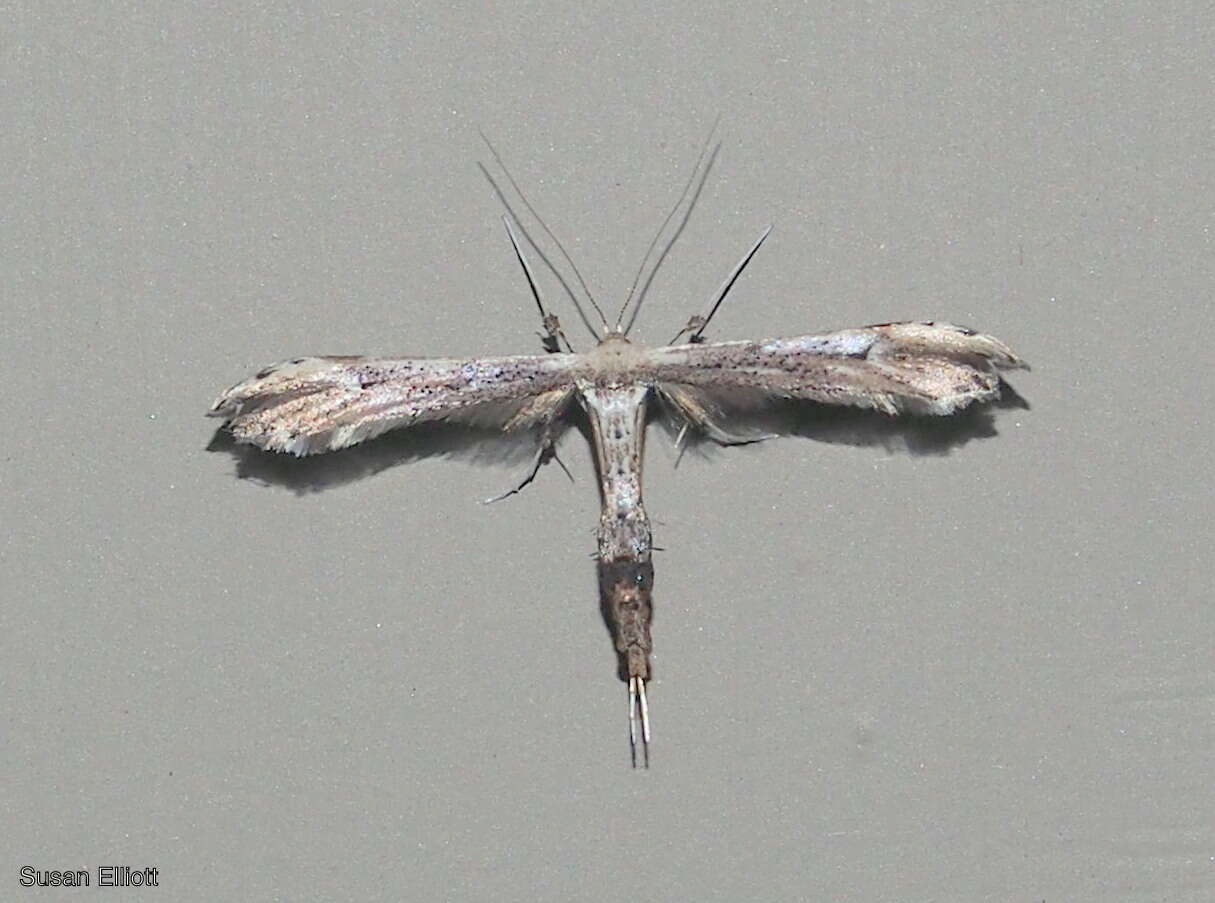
[870, 321, 1027, 372]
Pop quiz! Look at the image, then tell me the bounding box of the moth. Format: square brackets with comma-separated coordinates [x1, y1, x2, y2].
[209, 137, 1026, 765]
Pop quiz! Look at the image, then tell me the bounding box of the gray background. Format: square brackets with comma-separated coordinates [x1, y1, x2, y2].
[3, 2, 1212, 901]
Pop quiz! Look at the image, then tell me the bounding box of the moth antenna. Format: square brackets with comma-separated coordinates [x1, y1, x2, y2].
[501, 215, 573, 353]
[478, 130, 610, 336]
[622, 142, 721, 337]
[686, 224, 773, 343]
[615, 117, 721, 333]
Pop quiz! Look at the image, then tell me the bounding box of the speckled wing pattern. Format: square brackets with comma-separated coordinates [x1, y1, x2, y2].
[209, 353, 579, 456]
[646, 321, 1026, 440]
[210, 321, 1024, 456]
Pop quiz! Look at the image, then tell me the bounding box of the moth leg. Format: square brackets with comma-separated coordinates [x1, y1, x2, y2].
[483, 436, 572, 504]
[499, 213, 580, 353]
[667, 226, 772, 346]
[669, 314, 708, 345]
[629, 676, 638, 749]
[658, 385, 776, 449]
[483, 390, 575, 503]
[672, 422, 692, 468]
[657, 387, 706, 467]
[538, 312, 575, 354]
[629, 676, 651, 769]
[637, 676, 650, 744]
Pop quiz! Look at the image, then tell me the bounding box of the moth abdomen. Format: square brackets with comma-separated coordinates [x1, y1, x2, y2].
[597, 558, 655, 683]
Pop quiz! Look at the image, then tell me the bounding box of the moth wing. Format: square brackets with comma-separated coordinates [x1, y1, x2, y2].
[648, 321, 1026, 439]
[209, 353, 579, 455]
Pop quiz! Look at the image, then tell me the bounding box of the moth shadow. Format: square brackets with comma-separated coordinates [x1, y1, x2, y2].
[205, 422, 543, 494]
[666, 379, 1030, 458]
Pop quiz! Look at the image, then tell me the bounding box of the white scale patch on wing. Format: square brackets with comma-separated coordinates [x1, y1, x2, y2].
[760, 329, 877, 357]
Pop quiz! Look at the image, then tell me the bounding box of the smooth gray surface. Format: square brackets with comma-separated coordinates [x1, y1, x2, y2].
[4, 2, 1212, 901]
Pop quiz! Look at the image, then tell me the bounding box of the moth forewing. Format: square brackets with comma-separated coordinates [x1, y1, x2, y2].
[208, 352, 583, 456]
[646, 321, 1026, 430]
